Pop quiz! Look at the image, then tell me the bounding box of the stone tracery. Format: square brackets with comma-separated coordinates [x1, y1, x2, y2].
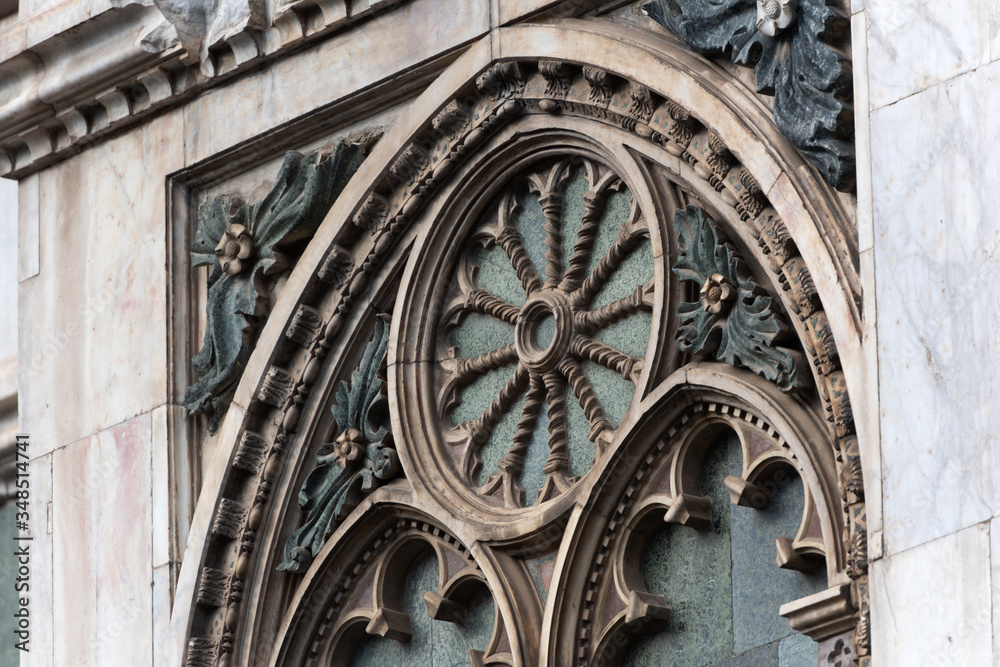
[439, 157, 654, 507]
[177, 22, 868, 667]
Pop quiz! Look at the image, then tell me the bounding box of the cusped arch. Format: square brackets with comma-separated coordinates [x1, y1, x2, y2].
[172, 18, 869, 667]
[542, 363, 848, 666]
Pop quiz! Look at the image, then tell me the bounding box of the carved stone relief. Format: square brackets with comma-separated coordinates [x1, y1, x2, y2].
[436, 157, 653, 507]
[177, 23, 867, 667]
[185, 143, 365, 430]
[643, 0, 855, 191]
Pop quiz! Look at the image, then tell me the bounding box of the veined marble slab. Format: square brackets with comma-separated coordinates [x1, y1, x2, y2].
[866, 0, 990, 109]
[873, 61, 1000, 554]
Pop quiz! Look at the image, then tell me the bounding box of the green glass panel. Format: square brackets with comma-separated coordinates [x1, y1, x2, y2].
[584, 362, 633, 428]
[475, 244, 527, 307]
[592, 239, 654, 309]
[449, 314, 514, 360]
[593, 311, 652, 359]
[520, 401, 551, 506]
[451, 364, 515, 428]
[351, 549, 495, 666]
[622, 438, 736, 667]
[516, 185, 549, 284]
[477, 392, 527, 487]
[536, 313, 556, 350]
[731, 469, 826, 652]
[566, 385, 596, 479]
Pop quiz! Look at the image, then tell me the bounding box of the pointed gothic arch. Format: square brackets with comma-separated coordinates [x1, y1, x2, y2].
[171, 19, 869, 667]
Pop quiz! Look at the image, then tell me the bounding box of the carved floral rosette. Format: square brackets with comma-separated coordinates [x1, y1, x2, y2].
[180, 22, 868, 667]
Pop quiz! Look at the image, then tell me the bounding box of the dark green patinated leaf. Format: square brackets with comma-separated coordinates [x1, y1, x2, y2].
[672, 206, 806, 392]
[643, 0, 854, 190]
[278, 317, 401, 573]
[184, 142, 366, 431]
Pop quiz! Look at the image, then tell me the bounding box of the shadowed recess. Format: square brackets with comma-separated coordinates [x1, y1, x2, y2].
[622, 432, 822, 666]
[351, 549, 495, 665]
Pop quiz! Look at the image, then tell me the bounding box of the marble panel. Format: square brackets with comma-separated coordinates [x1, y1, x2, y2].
[17, 171, 38, 281]
[777, 633, 818, 666]
[851, 10, 874, 254]
[857, 248, 882, 537]
[870, 524, 991, 666]
[873, 61, 1000, 553]
[497, 0, 563, 24]
[183, 0, 490, 165]
[21, 452, 53, 667]
[151, 563, 173, 667]
[866, 0, 990, 109]
[992, 0, 1000, 61]
[151, 404, 173, 568]
[18, 109, 185, 456]
[52, 414, 153, 667]
[0, 176, 16, 360]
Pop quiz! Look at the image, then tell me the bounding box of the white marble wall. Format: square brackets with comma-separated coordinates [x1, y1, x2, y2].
[8, 0, 1000, 663]
[859, 0, 1000, 662]
[0, 178, 16, 363]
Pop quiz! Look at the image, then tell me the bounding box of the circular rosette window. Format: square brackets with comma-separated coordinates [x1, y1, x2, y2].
[395, 154, 663, 515]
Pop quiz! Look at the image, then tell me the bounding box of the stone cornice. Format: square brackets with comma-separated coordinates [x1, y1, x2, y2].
[0, 0, 403, 179]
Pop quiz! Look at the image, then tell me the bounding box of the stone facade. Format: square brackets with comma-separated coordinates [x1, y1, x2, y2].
[0, 0, 994, 665]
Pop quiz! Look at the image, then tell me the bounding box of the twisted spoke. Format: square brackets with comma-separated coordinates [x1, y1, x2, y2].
[528, 160, 573, 289]
[572, 205, 649, 309]
[542, 371, 570, 476]
[570, 335, 644, 383]
[465, 288, 519, 325]
[465, 364, 529, 446]
[575, 281, 654, 334]
[560, 167, 623, 293]
[455, 344, 519, 382]
[498, 374, 546, 507]
[495, 190, 542, 295]
[558, 358, 613, 450]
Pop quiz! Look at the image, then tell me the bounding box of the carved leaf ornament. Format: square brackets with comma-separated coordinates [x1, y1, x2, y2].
[279, 315, 399, 572]
[673, 205, 807, 392]
[185, 142, 366, 430]
[643, 0, 854, 190]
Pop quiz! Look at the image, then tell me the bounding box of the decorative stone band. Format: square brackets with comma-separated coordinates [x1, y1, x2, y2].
[182, 57, 866, 666]
[0, 1, 403, 178]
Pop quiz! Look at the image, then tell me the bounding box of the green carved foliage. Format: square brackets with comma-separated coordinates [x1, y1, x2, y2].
[278, 316, 401, 573]
[672, 206, 806, 392]
[184, 142, 366, 431]
[642, 0, 854, 190]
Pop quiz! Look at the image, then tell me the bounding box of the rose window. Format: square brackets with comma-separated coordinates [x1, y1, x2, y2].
[439, 157, 655, 507]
